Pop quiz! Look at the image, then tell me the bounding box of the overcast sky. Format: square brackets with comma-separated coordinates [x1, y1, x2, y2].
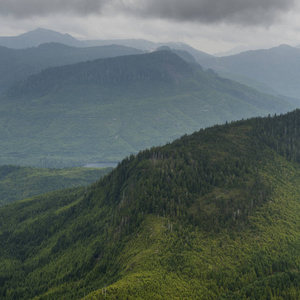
[0, 0, 300, 54]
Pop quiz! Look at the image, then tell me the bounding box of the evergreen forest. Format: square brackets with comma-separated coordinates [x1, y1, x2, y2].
[1, 110, 300, 299]
[1, 30, 300, 299]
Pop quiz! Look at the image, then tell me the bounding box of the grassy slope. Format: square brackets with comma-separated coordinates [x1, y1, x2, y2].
[0, 165, 112, 206]
[0, 51, 294, 167]
[1, 111, 300, 298]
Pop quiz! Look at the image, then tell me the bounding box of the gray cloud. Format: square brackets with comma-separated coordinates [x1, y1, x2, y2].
[0, 0, 296, 26]
[0, 0, 111, 18]
[121, 0, 296, 26]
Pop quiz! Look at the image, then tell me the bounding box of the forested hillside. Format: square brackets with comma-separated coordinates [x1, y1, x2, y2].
[0, 165, 112, 206]
[0, 42, 142, 94]
[1, 110, 300, 299]
[0, 50, 294, 167]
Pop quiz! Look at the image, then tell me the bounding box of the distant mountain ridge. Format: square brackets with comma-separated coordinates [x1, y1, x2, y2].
[3, 28, 300, 105]
[0, 28, 213, 96]
[0, 50, 294, 167]
[199, 44, 300, 101]
[0, 42, 143, 95]
[8, 50, 196, 98]
[0, 28, 81, 48]
[0, 28, 212, 60]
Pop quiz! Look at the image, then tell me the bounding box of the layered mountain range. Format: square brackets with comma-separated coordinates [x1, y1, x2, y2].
[1, 28, 300, 299]
[0, 42, 142, 95]
[198, 44, 300, 103]
[1, 50, 293, 167]
[2, 28, 300, 100]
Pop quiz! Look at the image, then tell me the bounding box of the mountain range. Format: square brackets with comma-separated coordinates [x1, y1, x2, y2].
[0, 28, 212, 60]
[0, 50, 293, 167]
[3, 28, 300, 101]
[2, 28, 300, 299]
[2, 28, 300, 103]
[0, 42, 143, 95]
[0, 28, 212, 95]
[198, 44, 300, 102]
[1, 109, 300, 298]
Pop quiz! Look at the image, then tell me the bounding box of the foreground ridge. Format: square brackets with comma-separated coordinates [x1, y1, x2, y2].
[1, 110, 300, 298]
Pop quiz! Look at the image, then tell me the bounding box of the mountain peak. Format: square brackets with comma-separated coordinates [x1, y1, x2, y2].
[9, 50, 196, 98]
[0, 27, 80, 49]
[22, 27, 75, 39]
[26, 27, 55, 34]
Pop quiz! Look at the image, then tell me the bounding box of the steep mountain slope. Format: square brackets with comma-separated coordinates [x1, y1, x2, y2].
[0, 50, 294, 167]
[199, 44, 300, 101]
[0, 42, 142, 94]
[0, 165, 112, 206]
[1, 110, 300, 299]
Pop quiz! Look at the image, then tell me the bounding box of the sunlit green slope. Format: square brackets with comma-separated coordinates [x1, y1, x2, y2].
[0, 50, 294, 167]
[1, 110, 300, 299]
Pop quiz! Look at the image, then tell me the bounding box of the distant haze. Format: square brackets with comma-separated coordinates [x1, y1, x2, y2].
[0, 0, 300, 54]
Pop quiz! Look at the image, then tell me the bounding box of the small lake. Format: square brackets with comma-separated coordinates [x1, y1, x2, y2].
[83, 162, 118, 168]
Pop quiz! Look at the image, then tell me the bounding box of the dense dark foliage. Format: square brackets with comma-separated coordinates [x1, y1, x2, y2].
[252, 111, 300, 162]
[2, 110, 300, 298]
